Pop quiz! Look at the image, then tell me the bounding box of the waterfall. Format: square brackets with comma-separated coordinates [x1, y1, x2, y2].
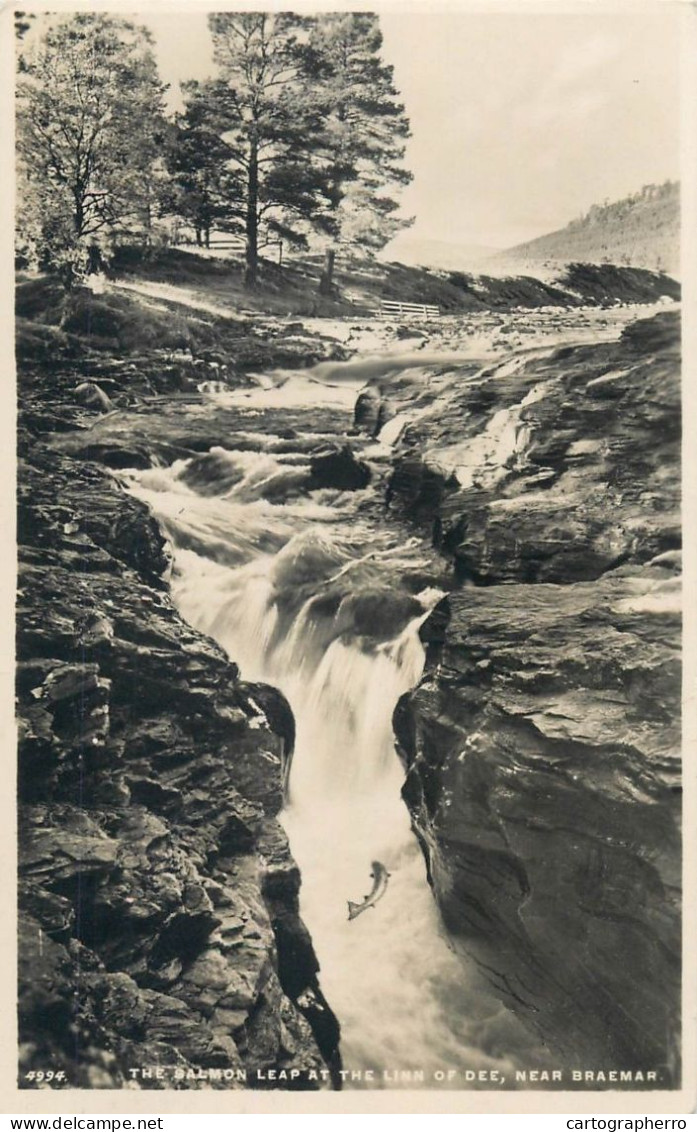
[125, 381, 534, 1089]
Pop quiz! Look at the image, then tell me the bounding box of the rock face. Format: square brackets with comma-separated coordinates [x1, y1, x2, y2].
[389, 311, 682, 1082]
[17, 384, 340, 1089]
[387, 312, 680, 584]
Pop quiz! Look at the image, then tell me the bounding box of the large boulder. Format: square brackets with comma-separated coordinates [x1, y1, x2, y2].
[309, 443, 371, 490]
[74, 381, 115, 412]
[353, 386, 382, 436]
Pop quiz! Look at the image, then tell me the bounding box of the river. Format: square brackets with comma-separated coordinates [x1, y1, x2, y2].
[124, 362, 539, 1089]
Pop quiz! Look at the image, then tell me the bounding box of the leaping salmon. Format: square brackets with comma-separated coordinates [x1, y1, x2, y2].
[347, 861, 391, 921]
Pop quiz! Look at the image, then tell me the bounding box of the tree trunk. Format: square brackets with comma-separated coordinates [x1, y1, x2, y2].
[73, 186, 84, 239]
[195, 227, 202, 247]
[204, 226, 210, 249]
[244, 142, 259, 290]
[59, 261, 77, 292]
[318, 247, 336, 296]
[87, 244, 102, 275]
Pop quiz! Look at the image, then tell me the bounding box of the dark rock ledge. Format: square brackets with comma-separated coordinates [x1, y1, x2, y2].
[17, 440, 340, 1089]
[388, 311, 682, 1084]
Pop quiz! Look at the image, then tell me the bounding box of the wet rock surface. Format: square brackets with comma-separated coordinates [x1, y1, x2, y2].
[384, 311, 680, 583]
[17, 370, 341, 1089]
[390, 310, 681, 1081]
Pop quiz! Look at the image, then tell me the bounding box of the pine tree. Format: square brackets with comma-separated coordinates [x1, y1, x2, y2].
[307, 13, 413, 295]
[207, 12, 334, 290]
[163, 81, 239, 250]
[16, 14, 167, 287]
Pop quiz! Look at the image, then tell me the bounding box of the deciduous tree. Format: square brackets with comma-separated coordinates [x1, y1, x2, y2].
[16, 14, 167, 286]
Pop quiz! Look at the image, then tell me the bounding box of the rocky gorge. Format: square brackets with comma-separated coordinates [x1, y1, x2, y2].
[16, 270, 682, 1092]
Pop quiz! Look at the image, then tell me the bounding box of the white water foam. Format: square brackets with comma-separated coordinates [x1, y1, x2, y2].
[126, 391, 537, 1088]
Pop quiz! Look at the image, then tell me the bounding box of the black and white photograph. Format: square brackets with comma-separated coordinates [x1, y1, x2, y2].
[9, 0, 691, 1110]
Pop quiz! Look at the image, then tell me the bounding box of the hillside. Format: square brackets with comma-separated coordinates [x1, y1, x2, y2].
[15, 253, 679, 379]
[492, 182, 679, 277]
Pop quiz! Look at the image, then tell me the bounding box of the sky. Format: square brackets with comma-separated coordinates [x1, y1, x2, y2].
[144, 3, 683, 249]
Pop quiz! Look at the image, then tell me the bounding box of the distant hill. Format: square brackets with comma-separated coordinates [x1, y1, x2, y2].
[379, 235, 499, 272]
[491, 181, 679, 278]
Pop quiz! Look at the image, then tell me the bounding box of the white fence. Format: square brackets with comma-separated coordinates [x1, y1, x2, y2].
[377, 299, 440, 320]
